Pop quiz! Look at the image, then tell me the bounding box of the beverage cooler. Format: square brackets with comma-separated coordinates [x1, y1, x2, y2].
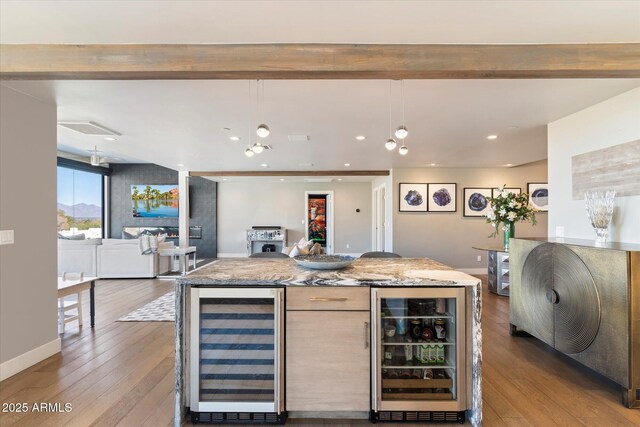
[371, 287, 467, 423]
[189, 288, 285, 424]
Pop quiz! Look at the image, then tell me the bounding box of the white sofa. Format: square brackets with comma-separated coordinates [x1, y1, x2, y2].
[97, 239, 173, 279]
[58, 238, 102, 277]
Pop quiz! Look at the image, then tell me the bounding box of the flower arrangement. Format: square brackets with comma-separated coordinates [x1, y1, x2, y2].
[485, 186, 537, 237]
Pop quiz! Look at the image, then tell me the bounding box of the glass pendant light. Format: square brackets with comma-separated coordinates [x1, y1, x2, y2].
[244, 146, 255, 157]
[251, 141, 264, 154]
[256, 124, 270, 138]
[398, 145, 409, 155]
[255, 80, 270, 138]
[395, 80, 408, 140]
[385, 81, 397, 150]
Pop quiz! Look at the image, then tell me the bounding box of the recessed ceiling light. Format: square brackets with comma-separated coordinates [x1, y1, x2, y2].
[223, 127, 231, 131]
[355, 135, 366, 141]
[261, 163, 268, 167]
[229, 136, 240, 141]
[104, 137, 117, 141]
[177, 163, 184, 167]
[222, 178, 228, 181]
[344, 163, 351, 167]
[338, 178, 343, 181]
[487, 135, 498, 140]
[429, 163, 437, 166]
[280, 178, 285, 182]
[506, 163, 513, 167]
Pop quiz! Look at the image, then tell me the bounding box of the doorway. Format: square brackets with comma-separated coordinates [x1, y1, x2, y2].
[304, 191, 334, 254]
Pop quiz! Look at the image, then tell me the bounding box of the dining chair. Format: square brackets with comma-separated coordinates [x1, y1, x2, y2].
[359, 251, 402, 258]
[58, 272, 84, 333]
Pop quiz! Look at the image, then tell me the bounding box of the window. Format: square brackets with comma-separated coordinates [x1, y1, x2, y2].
[57, 166, 104, 238]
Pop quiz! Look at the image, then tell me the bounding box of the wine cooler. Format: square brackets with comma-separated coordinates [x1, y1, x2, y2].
[371, 287, 467, 423]
[189, 287, 285, 424]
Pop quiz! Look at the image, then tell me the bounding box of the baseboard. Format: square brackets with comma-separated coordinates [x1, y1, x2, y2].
[0, 338, 61, 382]
[457, 268, 487, 275]
[217, 253, 248, 258]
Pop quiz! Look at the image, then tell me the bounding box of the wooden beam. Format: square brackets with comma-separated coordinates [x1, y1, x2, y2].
[190, 170, 389, 177]
[2, 43, 639, 80]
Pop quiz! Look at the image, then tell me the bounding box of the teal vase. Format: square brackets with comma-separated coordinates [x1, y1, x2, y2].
[503, 222, 515, 251]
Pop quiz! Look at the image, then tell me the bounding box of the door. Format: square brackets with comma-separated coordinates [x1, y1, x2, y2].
[371, 287, 466, 412]
[286, 310, 370, 411]
[373, 185, 386, 252]
[190, 287, 284, 413]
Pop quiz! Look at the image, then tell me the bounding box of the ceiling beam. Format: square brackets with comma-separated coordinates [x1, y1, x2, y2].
[190, 170, 390, 177]
[1, 43, 639, 80]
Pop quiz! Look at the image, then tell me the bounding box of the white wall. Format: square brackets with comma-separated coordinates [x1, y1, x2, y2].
[217, 181, 372, 256]
[0, 85, 59, 379]
[392, 161, 548, 269]
[548, 87, 640, 243]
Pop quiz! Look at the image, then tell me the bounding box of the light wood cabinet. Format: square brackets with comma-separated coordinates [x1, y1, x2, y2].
[286, 287, 369, 311]
[286, 310, 370, 411]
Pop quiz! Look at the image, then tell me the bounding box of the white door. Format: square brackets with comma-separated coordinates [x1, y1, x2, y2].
[373, 185, 386, 252]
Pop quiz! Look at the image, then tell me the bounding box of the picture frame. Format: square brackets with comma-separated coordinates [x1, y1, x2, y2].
[463, 188, 492, 217]
[427, 183, 457, 212]
[399, 183, 428, 212]
[528, 182, 549, 212]
[492, 187, 521, 198]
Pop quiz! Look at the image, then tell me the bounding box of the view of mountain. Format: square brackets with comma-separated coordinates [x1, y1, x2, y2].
[57, 203, 101, 219]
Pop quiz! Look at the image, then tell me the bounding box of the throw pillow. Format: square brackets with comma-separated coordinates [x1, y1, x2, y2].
[149, 235, 159, 253]
[288, 245, 301, 258]
[297, 244, 310, 256]
[139, 235, 152, 255]
[281, 245, 294, 255]
[309, 243, 323, 255]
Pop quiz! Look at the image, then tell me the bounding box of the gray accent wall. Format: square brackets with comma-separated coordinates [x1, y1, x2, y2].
[109, 164, 217, 258]
[392, 161, 548, 269]
[1, 85, 58, 365]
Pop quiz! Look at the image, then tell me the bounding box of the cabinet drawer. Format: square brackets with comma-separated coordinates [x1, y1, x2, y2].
[286, 287, 369, 311]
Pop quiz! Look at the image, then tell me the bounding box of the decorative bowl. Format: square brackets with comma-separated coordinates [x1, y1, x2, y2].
[293, 255, 355, 270]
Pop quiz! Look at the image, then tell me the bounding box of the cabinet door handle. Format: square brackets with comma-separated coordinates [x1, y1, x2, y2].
[309, 297, 348, 302]
[364, 321, 370, 349]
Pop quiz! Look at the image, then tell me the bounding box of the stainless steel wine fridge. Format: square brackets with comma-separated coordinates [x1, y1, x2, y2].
[371, 287, 468, 423]
[189, 287, 285, 424]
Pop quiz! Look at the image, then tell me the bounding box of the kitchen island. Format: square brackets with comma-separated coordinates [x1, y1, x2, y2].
[175, 257, 482, 426]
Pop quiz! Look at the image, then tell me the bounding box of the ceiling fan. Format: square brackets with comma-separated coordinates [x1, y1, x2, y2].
[89, 146, 110, 166]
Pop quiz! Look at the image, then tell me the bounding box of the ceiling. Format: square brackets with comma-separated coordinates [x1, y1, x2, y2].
[1, 1, 639, 44]
[3, 79, 639, 172]
[2, 1, 638, 175]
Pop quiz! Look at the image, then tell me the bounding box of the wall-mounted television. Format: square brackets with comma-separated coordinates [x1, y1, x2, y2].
[131, 184, 179, 218]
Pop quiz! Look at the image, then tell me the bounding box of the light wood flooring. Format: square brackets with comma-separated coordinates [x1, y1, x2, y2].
[1, 277, 639, 426]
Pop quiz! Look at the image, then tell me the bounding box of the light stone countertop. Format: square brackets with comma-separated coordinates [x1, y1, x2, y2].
[177, 257, 481, 287]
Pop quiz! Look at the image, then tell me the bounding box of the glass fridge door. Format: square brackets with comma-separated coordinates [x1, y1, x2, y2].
[190, 288, 284, 413]
[372, 287, 466, 412]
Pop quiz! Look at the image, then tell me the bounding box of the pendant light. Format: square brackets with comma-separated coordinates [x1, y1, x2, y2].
[251, 141, 264, 154]
[90, 146, 103, 166]
[244, 146, 255, 157]
[395, 80, 409, 140]
[398, 145, 409, 155]
[385, 80, 397, 151]
[255, 80, 270, 138]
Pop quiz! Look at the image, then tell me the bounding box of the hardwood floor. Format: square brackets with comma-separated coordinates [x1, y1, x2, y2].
[1, 277, 638, 426]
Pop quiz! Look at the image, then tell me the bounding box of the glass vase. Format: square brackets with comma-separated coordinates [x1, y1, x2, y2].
[503, 222, 515, 251]
[584, 190, 616, 245]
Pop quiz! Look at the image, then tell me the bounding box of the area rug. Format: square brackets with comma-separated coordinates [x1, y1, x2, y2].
[118, 291, 175, 322]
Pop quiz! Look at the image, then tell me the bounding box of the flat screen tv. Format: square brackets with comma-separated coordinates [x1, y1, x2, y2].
[131, 184, 179, 218]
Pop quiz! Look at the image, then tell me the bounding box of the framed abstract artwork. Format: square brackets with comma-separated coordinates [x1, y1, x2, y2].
[492, 187, 521, 198]
[528, 182, 549, 212]
[463, 188, 492, 217]
[427, 183, 457, 212]
[399, 183, 428, 212]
